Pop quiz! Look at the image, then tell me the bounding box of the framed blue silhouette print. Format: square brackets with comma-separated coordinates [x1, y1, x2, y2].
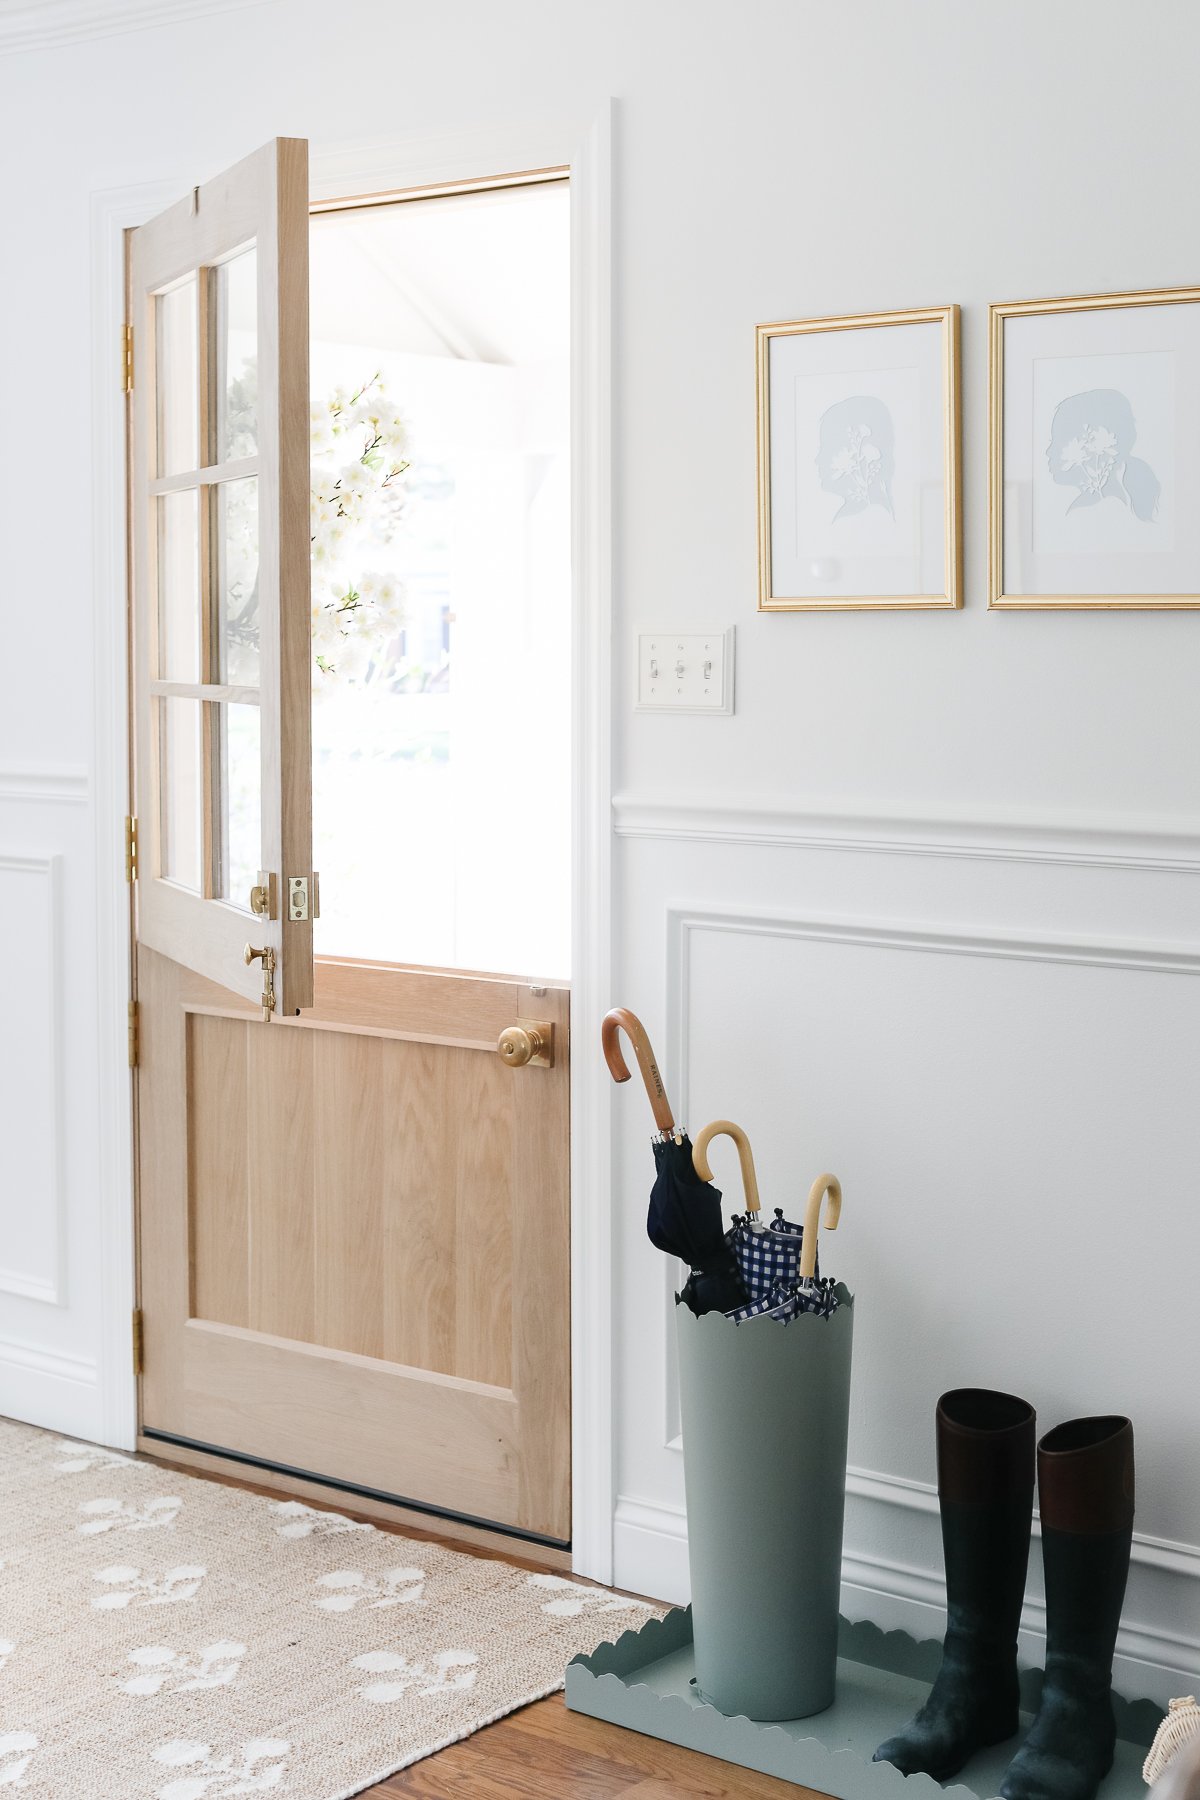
[756, 305, 962, 610]
[989, 287, 1200, 608]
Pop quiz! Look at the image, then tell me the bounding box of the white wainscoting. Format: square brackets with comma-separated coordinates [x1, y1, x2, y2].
[0, 1338, 98, 1441]
[0, 763, 102, 1440]
[616, 886, 1200, 1704]
[0, 852, 65, 1307]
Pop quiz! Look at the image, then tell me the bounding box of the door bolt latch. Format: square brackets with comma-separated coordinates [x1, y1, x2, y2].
[243, 943, 277, 1022]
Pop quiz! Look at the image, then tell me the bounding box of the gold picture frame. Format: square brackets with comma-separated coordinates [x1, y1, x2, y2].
[756, 304, 962, 611]
[989, 285, 1200, 609]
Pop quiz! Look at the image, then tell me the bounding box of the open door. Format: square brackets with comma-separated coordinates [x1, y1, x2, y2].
[131, 147, 572, 1548]
[130, 137, 313, 1016]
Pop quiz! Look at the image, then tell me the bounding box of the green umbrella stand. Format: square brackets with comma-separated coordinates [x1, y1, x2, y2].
[675, 1172, 854, 1723]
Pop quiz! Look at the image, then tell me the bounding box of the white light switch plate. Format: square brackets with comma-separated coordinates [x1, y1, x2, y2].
[636, 628, 734, 713]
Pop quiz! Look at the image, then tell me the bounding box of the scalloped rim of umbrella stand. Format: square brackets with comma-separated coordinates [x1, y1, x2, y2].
[565, 1608, 1162, 1800]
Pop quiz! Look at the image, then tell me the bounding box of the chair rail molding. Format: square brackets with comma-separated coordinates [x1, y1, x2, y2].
[0, 0, 272, 56]
[614, 793, 1200, 874]
[91, 107, 615, 1581]
[0, 765, 88, 805]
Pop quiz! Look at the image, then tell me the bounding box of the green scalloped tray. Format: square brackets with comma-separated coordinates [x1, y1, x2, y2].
[566, 1609, 1160, 1799]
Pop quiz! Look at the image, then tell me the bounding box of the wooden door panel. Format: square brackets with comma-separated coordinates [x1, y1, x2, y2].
[188, 1014, 250, 1327]
[139, 945, 571, 1542]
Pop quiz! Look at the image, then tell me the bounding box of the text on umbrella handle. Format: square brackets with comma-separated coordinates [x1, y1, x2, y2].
[601, 1007, 676, 1135]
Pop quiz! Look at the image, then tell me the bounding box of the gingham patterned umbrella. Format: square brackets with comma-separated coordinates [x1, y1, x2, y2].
[728, 1207, 808, 1301]
[693, 1120, 844, 1327]
[725, 1271, 841, 1325]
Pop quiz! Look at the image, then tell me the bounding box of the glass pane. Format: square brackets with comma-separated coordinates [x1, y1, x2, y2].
[218, 702, 261, 909]
[216, 248, 258, 461]
[217, 478, 259, 684]
[157, 489, 200, 682]
[160, 697, 204, 892]
[156, 278, 198, 477]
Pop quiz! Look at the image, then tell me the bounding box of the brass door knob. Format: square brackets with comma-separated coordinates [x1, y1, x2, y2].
[244, 943, 270, 967]
[497, 1019, 554, 1069]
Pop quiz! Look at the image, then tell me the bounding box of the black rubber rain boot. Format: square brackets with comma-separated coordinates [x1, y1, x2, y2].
[874, 1389, 1036, 1780]
[1000, 1417, 1134, 1800]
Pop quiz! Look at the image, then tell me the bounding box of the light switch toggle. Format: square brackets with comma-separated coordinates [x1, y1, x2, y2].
[637, 629, 734, 713]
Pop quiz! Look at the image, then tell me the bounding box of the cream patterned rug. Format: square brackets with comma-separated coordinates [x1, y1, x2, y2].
[0, 1417, 657, 1798]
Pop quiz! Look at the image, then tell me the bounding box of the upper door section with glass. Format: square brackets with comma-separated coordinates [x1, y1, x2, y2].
[129, 139, 313, 1015]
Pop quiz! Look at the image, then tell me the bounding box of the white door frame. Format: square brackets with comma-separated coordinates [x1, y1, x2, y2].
[89, 106, 615, 1583]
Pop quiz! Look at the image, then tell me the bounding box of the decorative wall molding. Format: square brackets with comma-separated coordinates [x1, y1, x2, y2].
[0, 1335, 100, 1443]
[0, 0, 272, 57]
[615, 1494, 1200, 1689]
[0, 765, 88, 806]
[0, 1335, 97, 1388]
[636, 901, 1200, 1691]
[669, 908, 1200, 1093]
[614, 793, 1200, 875]
[563, 102, 617, 1589]
[662, 903, 1200, 1445]
[0, 853, 65, 1308]
[0, 1268, 59, 1305]
[653, 1456, 1200, 1589]
[846, 1463, 1200, 1583]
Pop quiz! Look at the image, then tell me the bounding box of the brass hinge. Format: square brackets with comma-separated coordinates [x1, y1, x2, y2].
[125, 815, 138, 882]
[127, 1000, 139, 1068]
[121, 323, 133, 393]
[132, 1308, 145, 1375]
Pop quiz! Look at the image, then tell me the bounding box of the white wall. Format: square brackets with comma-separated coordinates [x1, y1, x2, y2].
[0, 0, 1197, 1701]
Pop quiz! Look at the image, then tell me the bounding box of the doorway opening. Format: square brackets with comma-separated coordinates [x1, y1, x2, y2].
[305, 175, 571, 976]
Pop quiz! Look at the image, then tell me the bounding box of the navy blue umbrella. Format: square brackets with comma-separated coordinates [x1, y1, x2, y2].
[603, 1010, 747, 1317]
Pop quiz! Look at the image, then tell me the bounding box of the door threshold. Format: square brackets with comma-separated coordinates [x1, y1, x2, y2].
[139, 1430, 573, 1567]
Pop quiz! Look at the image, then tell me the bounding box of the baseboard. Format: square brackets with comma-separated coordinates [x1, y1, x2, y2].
[613, 1495, 691, 1605]
[615, 1494, 1200, 1706]
[0, 1337, 99, 1440]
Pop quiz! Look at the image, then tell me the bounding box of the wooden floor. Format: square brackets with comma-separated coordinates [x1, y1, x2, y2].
[144, 1448, 813, 1799]
[368, 1690, 811, 1796]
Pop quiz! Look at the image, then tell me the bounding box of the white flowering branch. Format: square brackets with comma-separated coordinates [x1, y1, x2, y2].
[310, 373, 411, 683]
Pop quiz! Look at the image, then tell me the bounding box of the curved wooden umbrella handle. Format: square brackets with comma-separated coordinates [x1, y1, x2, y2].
[692, 1120, 761, 1216]
[800, 1172, 842, 1280]
[601, 1008, 675, 1135]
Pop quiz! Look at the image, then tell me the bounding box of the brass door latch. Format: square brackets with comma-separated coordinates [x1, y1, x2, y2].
[497, 1019, 554, 1069]
[243, 943, 277, 1022]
